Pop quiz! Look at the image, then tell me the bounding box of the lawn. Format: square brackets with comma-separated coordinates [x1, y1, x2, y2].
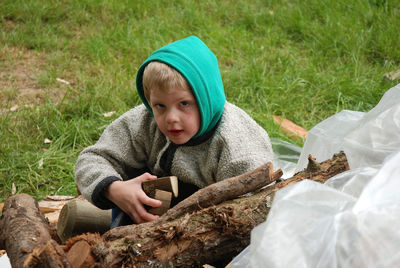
[1, 0, 399, 203]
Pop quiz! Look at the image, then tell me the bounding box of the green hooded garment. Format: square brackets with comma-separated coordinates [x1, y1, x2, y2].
[136, 36, 226, 138]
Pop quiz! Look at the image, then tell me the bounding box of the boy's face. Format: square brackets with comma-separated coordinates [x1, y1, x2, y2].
[149, 86, 201, 144]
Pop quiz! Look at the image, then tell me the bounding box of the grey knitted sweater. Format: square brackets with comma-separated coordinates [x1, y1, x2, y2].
[75, 102, 274, 209]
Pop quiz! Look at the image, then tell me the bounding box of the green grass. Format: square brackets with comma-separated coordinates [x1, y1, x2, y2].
[1, 0, 399, 203]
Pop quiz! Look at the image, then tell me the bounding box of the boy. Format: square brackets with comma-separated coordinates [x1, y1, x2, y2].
[75, 36, 274, 227]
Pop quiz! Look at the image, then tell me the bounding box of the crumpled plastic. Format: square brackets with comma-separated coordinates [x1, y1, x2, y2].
[296, 83, 400, 171]
[231, 83, 400, 268]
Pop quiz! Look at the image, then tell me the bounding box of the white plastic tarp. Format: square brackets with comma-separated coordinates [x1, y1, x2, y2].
[296, 83, 400, 171]
[231, 83, 400, 268]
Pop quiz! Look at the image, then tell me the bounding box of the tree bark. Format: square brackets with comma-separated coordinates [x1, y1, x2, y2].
[0, 193, 70, 268]
[0, 152, 349, 268]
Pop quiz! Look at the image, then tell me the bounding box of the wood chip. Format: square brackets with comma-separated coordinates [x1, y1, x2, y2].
[11, 183, 16, 195]
[103, 111, 115, 117]
[44, 211, 62, 224]
[66, 240, 95, 268]
[384, 69, 400, 81]
[56, 78, 70, 85]
[44, 195, 76, 201]
[10, 105, 18, 112]
[38, 200, 70, 213]
[38, 158, 44, 168]
[272, 115, 308, 140]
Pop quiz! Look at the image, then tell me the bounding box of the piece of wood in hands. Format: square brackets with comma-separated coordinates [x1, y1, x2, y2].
[148, 189, 172, 216]
[142, 176, 178, 198]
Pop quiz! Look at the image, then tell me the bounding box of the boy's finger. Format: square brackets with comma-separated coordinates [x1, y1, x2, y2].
[141, 195, 162, 208]
[137, 172, 157, 182]
[129, 211, 142, 224]
[136, 204, 159, 222]
[142, 211, 159, 222]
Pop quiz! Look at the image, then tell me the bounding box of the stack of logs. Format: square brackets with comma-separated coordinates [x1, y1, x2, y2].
[0, 152, 349, 267]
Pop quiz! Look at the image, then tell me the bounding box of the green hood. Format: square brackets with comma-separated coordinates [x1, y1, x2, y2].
[136, 36, 226, 139]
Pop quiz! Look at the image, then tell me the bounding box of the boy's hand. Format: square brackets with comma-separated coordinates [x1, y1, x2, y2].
[104, 173, 162, 223]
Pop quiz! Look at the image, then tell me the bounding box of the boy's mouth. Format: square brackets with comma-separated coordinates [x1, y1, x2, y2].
[169, 129, 184, 137]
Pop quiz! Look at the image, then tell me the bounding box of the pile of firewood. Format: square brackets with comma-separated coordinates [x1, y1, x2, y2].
[0, 152, 348, 267]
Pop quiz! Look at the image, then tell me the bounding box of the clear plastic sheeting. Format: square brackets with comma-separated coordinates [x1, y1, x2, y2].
[296, 83, 400, 171]
[271, 138, 301, 178]
[295, 110, 364, 171]
[231, 83, 400, 268]
[0, 254, 11, 268]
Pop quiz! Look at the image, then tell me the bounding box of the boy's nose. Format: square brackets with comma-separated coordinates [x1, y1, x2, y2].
[166, 109, 179, 123]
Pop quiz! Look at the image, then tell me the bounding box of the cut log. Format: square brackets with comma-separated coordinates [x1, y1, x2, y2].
[56, 199, 112, 243]
[0, 193, 70, 267]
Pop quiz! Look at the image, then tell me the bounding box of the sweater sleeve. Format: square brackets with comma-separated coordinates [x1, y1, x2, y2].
[214, 103, 275, 181]
[74, 106, 154, 209]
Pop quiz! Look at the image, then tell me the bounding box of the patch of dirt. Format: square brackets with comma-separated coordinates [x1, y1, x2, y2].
[0, 46, 67, 112]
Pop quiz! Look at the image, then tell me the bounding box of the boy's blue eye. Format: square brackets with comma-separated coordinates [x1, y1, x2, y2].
[155, 104, 165, 109]
[181, 101, 189, 107]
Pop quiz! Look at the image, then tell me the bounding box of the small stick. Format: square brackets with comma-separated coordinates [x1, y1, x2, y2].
[160, 162, 282, 222]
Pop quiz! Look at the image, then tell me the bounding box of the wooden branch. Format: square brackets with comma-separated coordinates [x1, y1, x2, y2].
[0, 193, 70, 267]
[160, 162, 282, 223]
[0, 152, 349, 267]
